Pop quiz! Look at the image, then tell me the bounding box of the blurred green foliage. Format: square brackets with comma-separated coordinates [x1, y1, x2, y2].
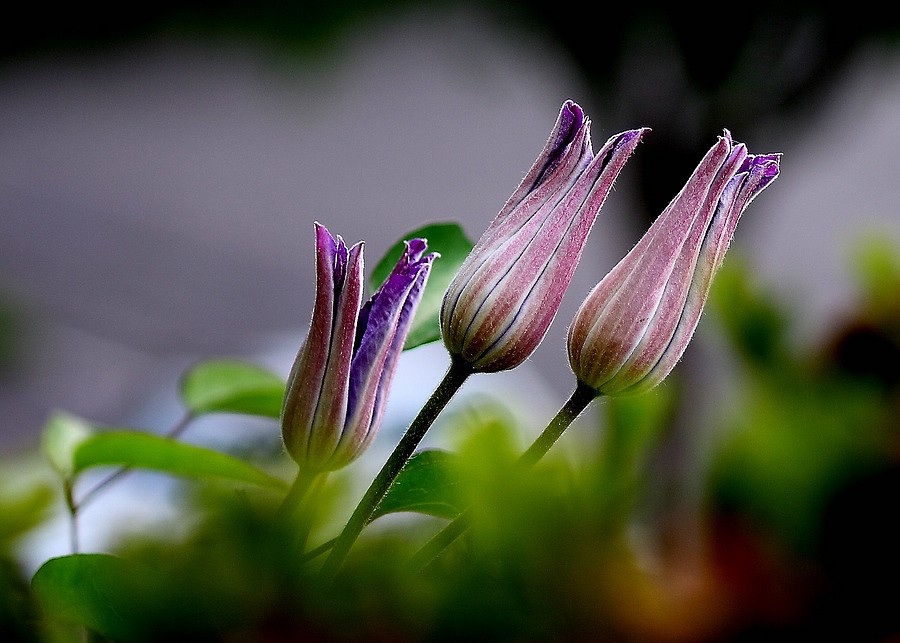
[3, 240, 900, 640]
[1, 458, 55, 642]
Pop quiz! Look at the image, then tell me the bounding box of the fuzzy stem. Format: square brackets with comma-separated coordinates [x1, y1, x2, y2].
[517, 382, 598, 469]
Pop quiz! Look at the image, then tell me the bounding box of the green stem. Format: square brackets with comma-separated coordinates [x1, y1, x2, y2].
[516, 382, 598, 470]
[408, 382, 598, 571]
[406, 507, 472, 572]
[277, 467, 320, 521]
[278, 468, 327, 556]
[63, 478, 79, 554]
[318, 356, 473, 583]
[301, 536, 335, 563]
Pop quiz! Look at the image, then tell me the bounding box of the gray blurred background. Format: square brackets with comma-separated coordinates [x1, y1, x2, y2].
[1, 1, 899, 461]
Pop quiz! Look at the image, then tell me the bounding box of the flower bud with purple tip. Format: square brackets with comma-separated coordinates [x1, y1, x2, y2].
[281, 223, 437, 472]
[567, 131, 781, 396]
[441, 100, 647, 372]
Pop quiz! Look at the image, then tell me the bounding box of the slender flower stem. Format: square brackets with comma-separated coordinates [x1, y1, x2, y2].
[407, 508, 471, 572]
[278, 469, 327, 556]
[318, 356, 473, 583]
[408, 382, 598, 571]
[301, 536, 336, 563]
[277, 467, 321, 521]
[516, 382, 597, 470]
[63, 479, 79, 554]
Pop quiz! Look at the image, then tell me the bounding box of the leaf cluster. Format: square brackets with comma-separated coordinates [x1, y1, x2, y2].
[2, 233, 899, 642]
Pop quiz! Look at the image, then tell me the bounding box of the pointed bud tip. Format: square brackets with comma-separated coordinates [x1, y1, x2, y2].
[610, 127, 650, 151]
[405, 237, 428, 258]
[561, 99, 585, 125]
[736, 152, 781, 195]
[553, 100, 587, 151]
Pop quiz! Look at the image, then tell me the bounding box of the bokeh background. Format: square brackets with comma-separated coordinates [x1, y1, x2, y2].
[2, 0, 898, 454]
[2, 2, 900, 639]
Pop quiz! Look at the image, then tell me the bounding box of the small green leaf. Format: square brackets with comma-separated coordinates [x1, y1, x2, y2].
[73, 431, 287, 490]
[370, 222, 473, 350]
[370, 449, 464, 521]
[32, 554, 158, 640]
[41, 412, 93, 477]
[179, 358, 285, 418]
[0, 483, 54, 543]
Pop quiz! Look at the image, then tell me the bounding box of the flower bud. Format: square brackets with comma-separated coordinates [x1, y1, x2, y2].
[441, 100, 647, 372]
[281, 223, 437, 471]
[568, 131, 781, 395]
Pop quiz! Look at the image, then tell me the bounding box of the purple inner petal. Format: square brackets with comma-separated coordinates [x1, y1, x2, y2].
[361, 256, 434, 446]
[529, 101, 586, 190]
[348, 240, 434, 419]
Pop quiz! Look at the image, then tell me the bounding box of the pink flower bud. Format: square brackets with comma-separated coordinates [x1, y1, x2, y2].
[281, 223, 436, 471]
[441, 100, 647, 372]
[568, 131, 781, 395]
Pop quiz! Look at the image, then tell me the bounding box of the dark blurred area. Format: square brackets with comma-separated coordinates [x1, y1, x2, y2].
[3, 0, 898, 220]
[505, 1, 900, 221]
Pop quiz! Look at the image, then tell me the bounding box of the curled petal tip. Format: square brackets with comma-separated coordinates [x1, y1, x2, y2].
[756, 153, 782, 175]
[561, 99, 585, 127]
[404, 237, 428, 261]
[546, 100, 588, 162]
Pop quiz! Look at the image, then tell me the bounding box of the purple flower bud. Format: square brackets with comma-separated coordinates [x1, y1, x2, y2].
[281, 223, 437, 471]
[568, 131, 781, 395]
[441, 100, 648, 372]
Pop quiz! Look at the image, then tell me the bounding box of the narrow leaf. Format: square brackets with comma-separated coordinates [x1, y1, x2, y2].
[179, 358, 285, 418]
[370, 222, 473, 349]
[73, 431, 287, 490]
[370, 449, 464, 521]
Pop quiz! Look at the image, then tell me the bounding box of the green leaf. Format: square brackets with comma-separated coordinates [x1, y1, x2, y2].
[32, 554, 162, 640]
[179, 358, 285, 418]
[31, 554, 199, 641]
[370, 222, 473, 350]
[0, 483, 54, 543]
[41, 412, 93, 477]
[370, 449, 464, 521]
[73, 431, 287, 490]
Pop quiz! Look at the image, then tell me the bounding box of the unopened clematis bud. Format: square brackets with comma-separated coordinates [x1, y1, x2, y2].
[281, 223, 437, 472]
[567, 131, 780, 396]
[441, 100, 647, 372]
